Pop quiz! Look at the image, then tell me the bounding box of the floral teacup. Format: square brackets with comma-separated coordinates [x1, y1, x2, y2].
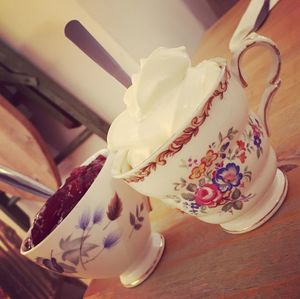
[111, 33, 288, 233]
[21, 149, 165, 288]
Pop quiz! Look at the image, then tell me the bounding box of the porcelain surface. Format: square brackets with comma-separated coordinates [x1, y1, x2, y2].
[21, 149, 165, 287]
[112, 33, 287, 233]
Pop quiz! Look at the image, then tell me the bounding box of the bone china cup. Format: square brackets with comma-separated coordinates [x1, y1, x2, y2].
[111, 33, 288, 234]
[20, 149, 165, 288]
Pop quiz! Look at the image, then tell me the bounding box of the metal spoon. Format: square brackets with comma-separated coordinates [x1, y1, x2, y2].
[64, 19, 131, 88]
[0, 165, 54, 199]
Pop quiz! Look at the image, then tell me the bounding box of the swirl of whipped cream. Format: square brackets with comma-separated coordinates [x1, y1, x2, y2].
[107, 47, 221, 173]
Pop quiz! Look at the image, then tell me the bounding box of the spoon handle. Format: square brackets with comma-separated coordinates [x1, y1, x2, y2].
[65, 20, 131, 88]
[0, 165, 54, 199]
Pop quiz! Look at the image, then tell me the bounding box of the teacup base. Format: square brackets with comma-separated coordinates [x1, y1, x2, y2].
[120, 233, 165, 288]
[221, 169, 288, 234]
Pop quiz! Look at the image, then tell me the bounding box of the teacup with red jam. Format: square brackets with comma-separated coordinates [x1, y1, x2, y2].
[21, 149, 165, 288]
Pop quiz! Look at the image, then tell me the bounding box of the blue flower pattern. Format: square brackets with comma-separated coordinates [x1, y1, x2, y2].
[254, 136, 261, 147]
[103, 232, 121, 249]
[213, 163, 243, 192]
[171, 115, 264, 215]
[92, 208, 104, 224]
[78, 210, 91, 230]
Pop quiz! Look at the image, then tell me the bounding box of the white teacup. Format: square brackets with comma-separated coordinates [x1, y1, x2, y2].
[112, 33, 288, 234]
[20, 149, 165, 288]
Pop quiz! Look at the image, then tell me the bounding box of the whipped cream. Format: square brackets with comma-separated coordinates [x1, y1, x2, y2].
[108, 47, 221, 173]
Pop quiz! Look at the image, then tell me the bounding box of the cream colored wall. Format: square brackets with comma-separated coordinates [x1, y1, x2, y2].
[77, 0, 217, 60]
[0, 0, 217, 123]
[0, 0, 137, 123]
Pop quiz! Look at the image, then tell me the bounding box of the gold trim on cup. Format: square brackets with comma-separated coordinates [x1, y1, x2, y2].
[222, 172, 288, 234]
[123, 234, 165, 288]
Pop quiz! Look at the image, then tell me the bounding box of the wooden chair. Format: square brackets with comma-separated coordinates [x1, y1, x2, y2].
[0, 94, 61, 201]
[0, 96, 87, 298]
[0, 218, 86, 299]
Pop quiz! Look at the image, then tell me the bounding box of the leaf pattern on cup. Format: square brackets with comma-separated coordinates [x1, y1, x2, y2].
[103, 192, 123, 230]
[129, 202, 145, 239]
[36, 251, 77, 274]
[60, 234, 98, 266]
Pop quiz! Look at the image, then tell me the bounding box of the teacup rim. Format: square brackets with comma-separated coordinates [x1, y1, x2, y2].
[20, 148, 109, 255]
[111, 61, 229, 181]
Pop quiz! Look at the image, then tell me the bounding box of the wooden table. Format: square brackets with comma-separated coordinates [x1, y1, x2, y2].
[85, 1, 300, 298]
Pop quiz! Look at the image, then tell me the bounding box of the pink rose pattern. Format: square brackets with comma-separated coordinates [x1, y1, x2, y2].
[195, 184, 223, 207]
[172, 116, 264, 215]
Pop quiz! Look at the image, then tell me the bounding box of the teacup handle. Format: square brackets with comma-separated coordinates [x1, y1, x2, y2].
[230, 32, 281, 136]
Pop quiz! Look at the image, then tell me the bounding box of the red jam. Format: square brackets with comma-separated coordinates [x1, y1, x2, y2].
[23, 154, 106, 251]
